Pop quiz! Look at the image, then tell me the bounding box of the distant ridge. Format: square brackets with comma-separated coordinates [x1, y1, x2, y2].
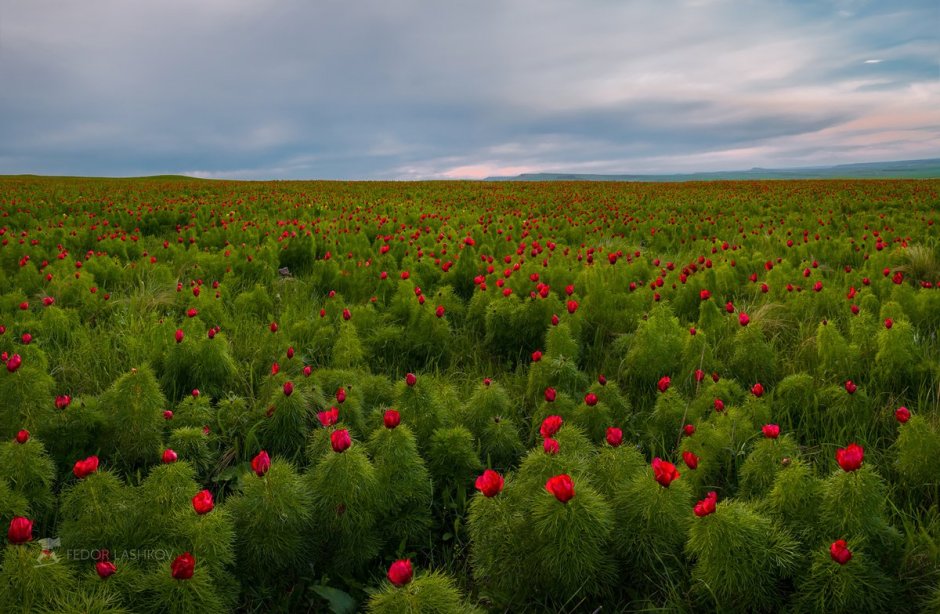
[486, 158, 940, 181]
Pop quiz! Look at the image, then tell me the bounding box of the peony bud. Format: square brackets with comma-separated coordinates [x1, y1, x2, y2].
[751, 382, 764, 397]
[543, 438, 560, 455]
[844, 380, 857, 395]
[251, 450, 271, 477]
[895, 406, 911, 423]
[544, 387, 557, 402]
[657, 376, 671, 393]
[405, 372, 417, 387]
[15, 429, 29, 444]
[162, 449, 178, 464]
[584, 392, 598, 406]
[8, 516, 33, 544]
[682, 450, 699, 470]
[283, 381, 294, 397]
[175, 329, 184, 344]
[713, 398, 725, 412]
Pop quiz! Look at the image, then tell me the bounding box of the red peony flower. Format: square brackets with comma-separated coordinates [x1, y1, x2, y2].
[383, 409, 400, 429]
[317, 407, 339, 427]
[15, 429, 29, 444]
[162, 449, 178, 464]
[683, 424, 695, 436]
[73, 455, 99, 479]
[844, 380, 857, 395]
[713, 398, 725, 412]
[475, 469, 504, 497]
[682, 450, 699, 470]
[283, 381, 294, 397]
[545, 474, 575, 503]
[606, 427, 623, 447]
[751, 382, 764, 397]
[762, 424, 780, 439]
[584, 392, 598, 406]
[830, 539, 852, 565]
[6, 353, 22, 373]
[543, 438, 560, 455]
[387, 559, 413, 587]
[694, 491, 718, 517]
[192, 489, 214, 515]
[657, 376, 671, 393]
[836, 443, 864, 472]
[652, 457, 680, 487]
[738, 312, 750, 327]
[544, 387, 557, 402]
[405, 372, 417, 386]
[540, 415, 563, 439]
[171, 552, 195, 579]
[174, 329, 184, 344]
[96, 560, 117, 579]
[330, 429, 351, 453]
[895, 406, 911, 423]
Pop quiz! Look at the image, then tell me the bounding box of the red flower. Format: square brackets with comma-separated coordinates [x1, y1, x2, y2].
[545, 474, 575, 503]
[342, 308, 351, 321]
[836, 443, 864, 472]
[383, 409, 400, 429]
[73, 456, 99, 479]
[694, 491, 717, 517]
[171, 552, 195, 580]
[283, 381, 294, 397]
[405, 372, 417, 386]
[652, 457, 680, 487]
[15, 429, 29, 444]
[566, 299, 579, 314]
[96, 560, 117, 579]
[270, 321, 279, 333]
[531, 350, 542, 362]
[682, 450, 699, 469]
[287, 346, 295, 359]
[540, 415, 563, 438]
[435, 305, 445, 318]
[762, 424, 780, 439]
[657, 376, 671, 393]
[7, 516, 32, 544]
[713, 398, 725, 412]
[192, 489, 214, 515]
[751, 382, 764, 397]
[884, 318, 893, 329]
[700, 289, 711, 300]
[6, 353, 22, 373]
[475, 469, 504, 497]
[317, 407, 339, 427]
[330, 429, 351, 453]
[830, 539, 852, 565]
[162, 449, 178, 464]
[695, 369, 705, 382]
[174, 329, 184, 344]
[606, 427, 623, 447]
[895, 406, 911, 423]
[543, 438, 559, 455]
[844, 380, 857, 395]
[738, 312, 750, 327]
[251, 450, 271, 477]
[683, 424, 695, 436]
[544, 387, 557, 402]
[387, 559, 413, 587]
[163, 410, 174, 420]
[584, 392, 598, 406]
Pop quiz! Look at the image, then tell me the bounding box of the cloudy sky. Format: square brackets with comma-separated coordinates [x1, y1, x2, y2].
[1, 0, 937, 179]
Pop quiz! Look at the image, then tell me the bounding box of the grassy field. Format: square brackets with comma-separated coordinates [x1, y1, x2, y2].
[1, 176, 939, 612]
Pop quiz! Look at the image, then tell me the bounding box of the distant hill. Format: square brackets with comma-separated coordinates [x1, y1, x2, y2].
[486, 158, 940, 181]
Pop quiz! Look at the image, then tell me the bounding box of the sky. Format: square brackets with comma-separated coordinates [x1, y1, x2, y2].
[1, 0, 938, 179]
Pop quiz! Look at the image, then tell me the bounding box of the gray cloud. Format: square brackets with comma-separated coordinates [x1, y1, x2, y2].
[0, 0, 937, 179]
